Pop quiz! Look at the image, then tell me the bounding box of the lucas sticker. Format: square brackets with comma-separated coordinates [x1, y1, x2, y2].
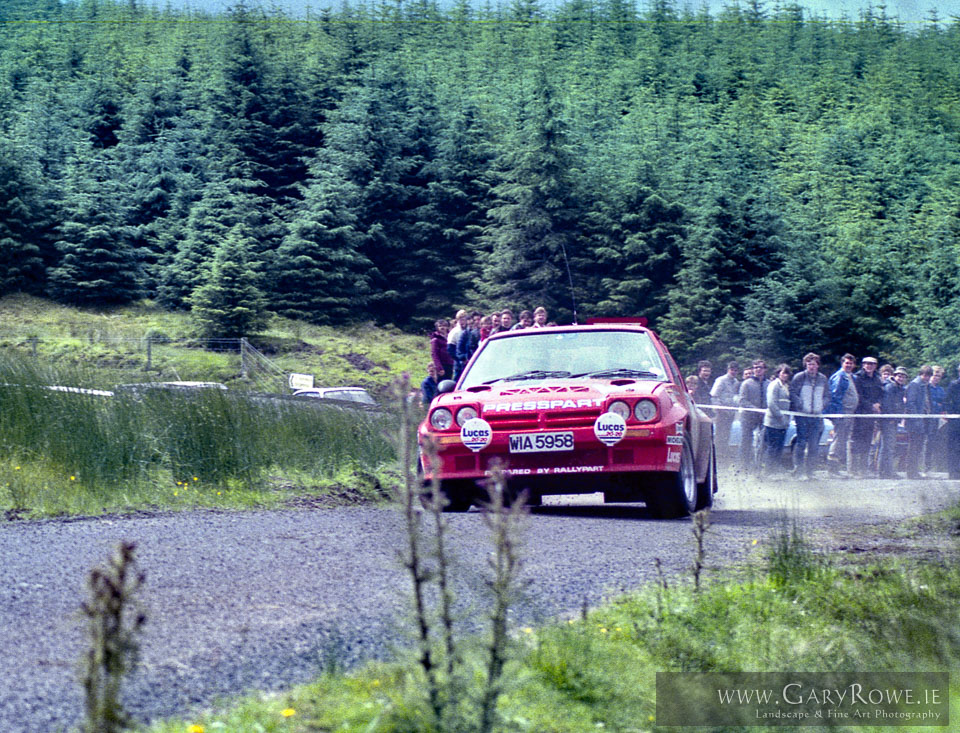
[460, 418, 493, 452]
[594, 412, 626, 447]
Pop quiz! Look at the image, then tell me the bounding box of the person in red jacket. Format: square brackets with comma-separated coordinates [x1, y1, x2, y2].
[430, 319, 454, 381]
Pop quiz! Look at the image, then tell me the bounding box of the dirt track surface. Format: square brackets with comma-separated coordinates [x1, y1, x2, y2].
[1, 474, 958, 732]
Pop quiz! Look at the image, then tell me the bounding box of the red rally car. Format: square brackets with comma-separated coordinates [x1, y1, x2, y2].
[418, 321, 717, 517]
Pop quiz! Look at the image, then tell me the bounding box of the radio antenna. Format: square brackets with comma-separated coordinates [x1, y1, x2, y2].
[558, 240, 579, 324]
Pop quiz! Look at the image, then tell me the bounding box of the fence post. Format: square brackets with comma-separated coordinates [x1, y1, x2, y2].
[30, 337, 38, 357]
[240, 338, 249, 380]
[145, 337, 152, 371]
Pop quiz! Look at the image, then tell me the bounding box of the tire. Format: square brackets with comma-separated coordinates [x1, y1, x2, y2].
[487, 483, 536, 509]
[442, 488, 474, 512]
[420, 481, 474, 512]
[695, 444, 716, 511]
[647, 436, 698, 519]
[508, 487, 540, 508]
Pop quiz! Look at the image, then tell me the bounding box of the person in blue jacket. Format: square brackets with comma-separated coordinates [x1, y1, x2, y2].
[826, 353, 859, 474]
[925, 365, 946, 472]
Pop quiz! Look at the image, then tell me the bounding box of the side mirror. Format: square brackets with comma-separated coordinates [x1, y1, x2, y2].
[438, 379, 457, 394]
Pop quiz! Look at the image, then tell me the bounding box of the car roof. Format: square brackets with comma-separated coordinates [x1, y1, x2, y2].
[486, 323, 653, 341]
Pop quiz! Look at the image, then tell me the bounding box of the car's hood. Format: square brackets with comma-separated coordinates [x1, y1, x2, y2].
[435, 379, 666, 414]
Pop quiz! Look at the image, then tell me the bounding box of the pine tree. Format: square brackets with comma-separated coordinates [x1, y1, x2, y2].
[0, 142, 49, 295]
[189, 224, 268, 339]
[158, 174, 281, 310]
[48, 151, 140, 306]
[118, 69, 198, 298]
[271, 162, 372, 324]
[586, 189, 686, 324]
[425, 97, 495, 313]
[475, 66, 583, 320]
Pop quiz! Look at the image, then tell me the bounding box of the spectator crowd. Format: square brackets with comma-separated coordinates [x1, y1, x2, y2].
[421, 306, 552, 404]
[420, 309, 960, 481]
[692, 355, 960, 481]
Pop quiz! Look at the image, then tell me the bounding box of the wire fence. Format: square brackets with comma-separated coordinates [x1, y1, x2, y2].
[0, 334, 291, 394]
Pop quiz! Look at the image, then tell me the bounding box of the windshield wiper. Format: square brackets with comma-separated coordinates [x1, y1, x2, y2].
[571, 368, 660, 379]
[483, 370, 572, 384]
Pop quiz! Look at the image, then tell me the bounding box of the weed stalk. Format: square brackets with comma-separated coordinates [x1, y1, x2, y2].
[420, 436, 460, 685]
[691, 509, 711, 594]
[653, 557, 668, 620]
[393, 374, 444, 724]
[478, 464, 525, 733]
[79, 540, 146, 733]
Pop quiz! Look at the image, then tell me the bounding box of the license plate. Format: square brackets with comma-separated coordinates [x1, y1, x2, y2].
[508, 431, 574, 453]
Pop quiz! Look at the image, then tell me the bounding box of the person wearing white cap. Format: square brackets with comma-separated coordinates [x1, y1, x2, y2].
[851, 356, 882, 477]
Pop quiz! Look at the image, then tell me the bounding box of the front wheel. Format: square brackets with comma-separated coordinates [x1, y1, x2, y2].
[647, 437, 698, 519]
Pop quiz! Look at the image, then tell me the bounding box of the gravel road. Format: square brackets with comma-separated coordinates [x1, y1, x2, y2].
[1, 474, 957, 732]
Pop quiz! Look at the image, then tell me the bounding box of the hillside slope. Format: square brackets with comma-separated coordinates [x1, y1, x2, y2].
[0, 295, 428, 395]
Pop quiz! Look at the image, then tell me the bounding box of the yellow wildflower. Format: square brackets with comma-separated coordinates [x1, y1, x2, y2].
[187, 725, 205, 733]
[281, 708, 296, 717]
[69, 475, 76, 481]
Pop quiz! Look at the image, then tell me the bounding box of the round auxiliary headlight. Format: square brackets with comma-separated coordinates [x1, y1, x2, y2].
[430, 407, 454, 430]
[607, 400, 631, 420]
[634, 399, 658, 422]
[456, 406, 478, 426]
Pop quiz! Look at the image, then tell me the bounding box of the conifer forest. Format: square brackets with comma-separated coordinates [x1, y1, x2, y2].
[1, 0, 960, 366]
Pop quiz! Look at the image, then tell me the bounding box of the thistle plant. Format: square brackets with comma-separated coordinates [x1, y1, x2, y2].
[393, 376, 526, 733]
[691, 509, 711, 594]
[79, 541, 146, 733]
[478, 462, 526, 733]
[393, 373, 445, 724]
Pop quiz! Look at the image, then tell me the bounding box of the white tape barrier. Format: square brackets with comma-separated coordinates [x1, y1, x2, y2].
[699, 404, 960, 420]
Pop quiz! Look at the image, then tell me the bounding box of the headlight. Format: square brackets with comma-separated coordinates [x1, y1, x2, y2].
[634, 399, 658, 422]
[430, 407, 454, 430]
[456, 406, 478, 426]
[607, 400, 630, 420]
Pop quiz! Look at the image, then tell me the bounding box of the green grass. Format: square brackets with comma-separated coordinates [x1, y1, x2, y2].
[143, 524, 960, 733]
[0, 294, 432, 516]
[0, 351, 397, 517]
[0, 294, 429, 396]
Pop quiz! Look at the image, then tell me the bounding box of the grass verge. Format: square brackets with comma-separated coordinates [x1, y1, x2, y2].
[0, 352, 396, 518]
[143, 512, 960, 733]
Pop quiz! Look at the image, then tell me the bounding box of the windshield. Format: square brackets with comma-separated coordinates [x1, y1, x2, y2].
[460, 330, 667, 389]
